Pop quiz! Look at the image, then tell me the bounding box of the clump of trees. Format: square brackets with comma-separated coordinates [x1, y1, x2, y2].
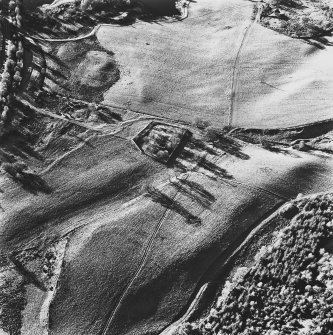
[180, 194, 333, 335]
[0, 0, 24, 129]
[139, 124, 184, 163]
[261, 0, 333, 40]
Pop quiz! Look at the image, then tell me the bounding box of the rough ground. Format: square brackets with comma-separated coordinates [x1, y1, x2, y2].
[0, 0, 333, 335]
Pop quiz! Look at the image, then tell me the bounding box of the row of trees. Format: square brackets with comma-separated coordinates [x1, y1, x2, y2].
[179, 194, 333, 335]
[0, 0, 24, 127]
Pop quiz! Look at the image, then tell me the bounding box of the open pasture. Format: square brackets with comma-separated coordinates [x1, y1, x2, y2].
[22, 134, 332, 335]
[99, 0, 333, 129]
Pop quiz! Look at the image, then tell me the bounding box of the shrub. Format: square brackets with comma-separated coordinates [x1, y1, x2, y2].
[194, 118, 211, 130]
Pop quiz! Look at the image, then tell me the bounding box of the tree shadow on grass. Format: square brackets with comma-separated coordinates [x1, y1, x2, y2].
[198, 156, 233, 180]
[0, 129, 43, 162]
[205, 130, 250, 160]
[146, 186, 201, 226]
[19, 172, 52, 195]
[175, 148, 233, 181]
[4, 169, 52, 195]
[170, 178, 216, 209]
[186, 137, 217, 155]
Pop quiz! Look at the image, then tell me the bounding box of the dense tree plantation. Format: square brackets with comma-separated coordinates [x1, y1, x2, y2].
[179, 194, 333, 335]
[0, 0, 24, 127]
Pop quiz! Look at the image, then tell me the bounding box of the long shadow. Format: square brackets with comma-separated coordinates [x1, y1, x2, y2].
[187, 137, 216, 155]
[1, 129, 43, 161]
[19, 172, 52, 194]
[278, 0, 307, 9]
[198, 157, 233, 180]
[173, 159, 188, 173]
[3, 164, 52, 194]
[97, 107, 122, 123]
[178, 179, 216, 203]
[208, 132, 250, 160]
[261, 141, 299, 157]
[43, 51, 69, 69]
[302, 35, 333, 48]
[45, 66, 68, 80]
[175, 139, 234, 180]
[170, 179, 216, 209]
[0, 148, 17, 163]
[44, 72, 70, 90]
[146, 186, 201, 226]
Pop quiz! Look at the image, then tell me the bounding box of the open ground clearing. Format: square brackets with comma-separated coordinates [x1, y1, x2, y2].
[1, 126, 333, 335]
[2, 129, 329, 335]
[97, 0, 253, 127]
[231, 24, 333, 127]
[1, 0, 333, 334]
[0, 135, 164, 252]
[98, 0, 333, 129]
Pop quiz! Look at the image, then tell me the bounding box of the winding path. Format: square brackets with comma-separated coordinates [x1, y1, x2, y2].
[30, 1, 190, 43]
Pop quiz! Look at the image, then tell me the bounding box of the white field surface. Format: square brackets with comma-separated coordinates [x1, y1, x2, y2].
[232, 25, 333, 128]
[98, 0, 333, 129]
[37, 141, 333, 335]
[98, 0, 253, 127]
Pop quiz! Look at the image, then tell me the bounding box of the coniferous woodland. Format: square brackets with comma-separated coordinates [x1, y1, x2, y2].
[0, 0, 24, 127]
[180, 194, 333, 335]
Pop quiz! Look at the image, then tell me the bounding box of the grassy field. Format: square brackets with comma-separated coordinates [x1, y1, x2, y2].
[98, 0, 253, 127]
[20, 135, 331, 335]
[98, 0, 333, 129]
[231, 24, 333, 128]
[46, 171, 283, 335]
[1, 0, 333, 334]
[48, 186, 178, 335]
[101, 173, 282, 335]
[0, 135, 164, 252]
[1, 128, 333, 335]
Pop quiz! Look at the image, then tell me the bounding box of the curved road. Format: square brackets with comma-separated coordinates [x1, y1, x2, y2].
[11, 1, 333, 334]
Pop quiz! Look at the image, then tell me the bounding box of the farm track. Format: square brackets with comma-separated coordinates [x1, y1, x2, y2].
[60, 95, 191, 126]
[96, 172, 286, 335]
[231, 180, 289, 201]
[228, 4, 262, 126]
[2, 1, 333, 334]
[100, 174, 189, 335]
[159, 283, 208, 335]
[21, 99, 105, 132]
[30, 1, 190, 43]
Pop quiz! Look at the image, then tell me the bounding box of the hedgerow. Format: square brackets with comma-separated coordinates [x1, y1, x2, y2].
[179, 194, 333, 335]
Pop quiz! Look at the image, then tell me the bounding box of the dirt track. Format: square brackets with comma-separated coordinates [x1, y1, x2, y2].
[98, 0, 253, 128]
[2, 1, 333, 334]
[97, 0, 333, 129]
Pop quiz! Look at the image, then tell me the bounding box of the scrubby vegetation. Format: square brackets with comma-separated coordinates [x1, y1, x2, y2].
[260, 0, 333, 42]
[24, 0, 180, 39]
[42, 39, 120, 101]
[179, 194, 333, 335]
[134, 123, 191, 164]
[23, 0, 136, 38]
[0, 266, 26, 335]
[230, 122, 333, 154]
